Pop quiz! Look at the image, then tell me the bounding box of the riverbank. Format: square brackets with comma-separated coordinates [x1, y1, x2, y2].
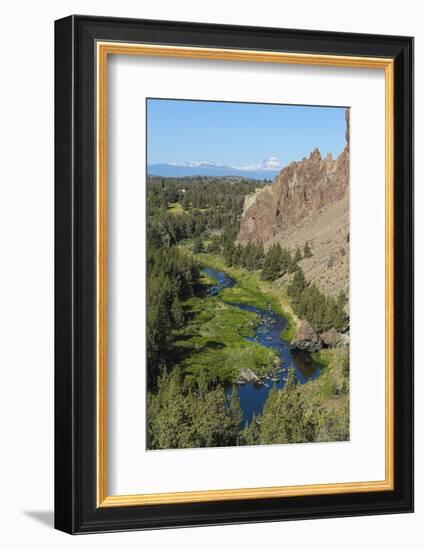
[173, 286, 280, 388]
[191, 251, 300, 342]
[198, 264, 324, 424]
[171, 250, 349, 430]
[165, 248, 348, 439]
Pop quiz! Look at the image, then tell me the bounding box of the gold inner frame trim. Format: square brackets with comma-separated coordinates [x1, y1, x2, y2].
[96, 42, 395, 508]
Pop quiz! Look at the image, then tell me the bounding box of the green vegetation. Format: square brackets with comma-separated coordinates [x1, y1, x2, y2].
[261, 243, 284, 281]
[146, 246, 199, 390]
[242, 347, 349, 445]
[174, 293, 279, 387]
[193, 252, 296, 330]
[167, 201, 183, 214]
[148, 369, 243, 449]
[288, 267, 349, 334]
[192, 237, 205, 254]
[147, 175, 265, 249]
[306, 347, 349, 405]
[195, 250, 298, 343]
[146, 174, 349, 450]
[293, 245, 302, 264]
[224, 241, 265, 271]
[311, 348, 335, 368]
[280, 319, 296, 342]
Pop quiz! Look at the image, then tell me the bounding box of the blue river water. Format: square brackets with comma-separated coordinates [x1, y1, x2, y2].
[203, 266, 321, 426]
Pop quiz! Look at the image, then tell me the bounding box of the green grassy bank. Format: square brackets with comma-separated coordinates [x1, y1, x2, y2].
[192, 252, 299, 342]
[173, 270, 280, 387]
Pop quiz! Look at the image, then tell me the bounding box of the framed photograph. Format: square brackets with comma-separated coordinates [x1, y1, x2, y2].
[54, 15, 413, 534]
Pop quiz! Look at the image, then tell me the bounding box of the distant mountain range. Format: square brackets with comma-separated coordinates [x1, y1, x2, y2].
[147, 157, 285, 180]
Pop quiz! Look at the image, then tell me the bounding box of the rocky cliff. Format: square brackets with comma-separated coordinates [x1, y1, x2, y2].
[238, 109, 350, 297]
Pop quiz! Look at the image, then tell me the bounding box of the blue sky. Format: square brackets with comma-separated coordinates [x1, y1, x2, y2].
[147, 98, 347, 166]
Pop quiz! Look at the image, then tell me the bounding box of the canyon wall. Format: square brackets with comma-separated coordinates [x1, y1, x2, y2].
[238, 109, 350, 297]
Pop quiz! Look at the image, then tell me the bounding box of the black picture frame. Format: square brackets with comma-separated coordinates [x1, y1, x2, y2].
[55, 15, 414, 534]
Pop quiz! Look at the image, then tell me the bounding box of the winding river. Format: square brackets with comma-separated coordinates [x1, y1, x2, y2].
[203, 266, 321, 425]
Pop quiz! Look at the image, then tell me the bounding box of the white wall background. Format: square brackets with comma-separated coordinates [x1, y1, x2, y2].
[0, 0, 420, 547]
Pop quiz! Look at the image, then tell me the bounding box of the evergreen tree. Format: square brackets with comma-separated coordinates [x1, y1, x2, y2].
[322, 297, 336, 331]
[241, 413, 260, 446]
[334, 291, 348, 331]
[191, 387, 235, 447]
[223, 241, 235, 266]
[281, 248, 292, 273]
[146, 273, 174, 389]
[207, 236, 221, 254]
[287, 245, 302, 273]
[303, 241, 313, 258]
[261, 243, 283, 281]
[228, 387, 243, 443]
[171, 298, 185, 328]
[242, 242, 254, 270]
[147, 368, 193, 449]
[232, 244, 243, 266]
[193, 238, 204, 255]
[182, 193, 191, 209]
[252, 243, 265, 270]
[293, 245, 302, 263]
[314, 293, 327, 332]
[259, 369, 318, 445]
[288, 260, 298, 273]
[147, 371, 242, 450]
[287, 268, 307, 306]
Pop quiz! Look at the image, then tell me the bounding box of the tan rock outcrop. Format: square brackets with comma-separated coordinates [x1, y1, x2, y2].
[291, 320, 322, 352]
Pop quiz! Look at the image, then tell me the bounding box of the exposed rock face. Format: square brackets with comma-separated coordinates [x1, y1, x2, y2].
[237, 368, 259, 384]
[291, 320, 322, 352]
[238, 109, 350, 297]
[321, 328, 349, 348]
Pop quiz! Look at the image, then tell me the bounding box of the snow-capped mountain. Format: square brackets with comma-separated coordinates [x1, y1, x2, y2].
[259, 157, 285, 170]
[148, 157, 285, 180]
[168, 160, 224, 168]
[232, 157, 285, 171]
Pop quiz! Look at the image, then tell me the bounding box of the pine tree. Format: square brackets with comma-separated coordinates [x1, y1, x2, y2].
[287, 268, 307, 305]
[244, 242, 256, 271]
[223, 242, 235, 266]
[247, 243, 264, 270]
[315, 294, 327, 332]
[303, 241, 313, 258]
[255, 243, 265, 269]
[228, 387, 243, 443]
[193, 237, 204, 254]
[239, 244, 248, 268]
[232, 244, 243, 266]
[334, 291, 348, 331]
[147, 368, 193, 449]
[171, 298, 185, 328]
[241, 414, 260, 446]
[293, 245, 302, 263]
[281, 248, 292, 273]
[259, 368, 318, 445]
[322, 297, 337, 332]
[287, 246, 302, 273]
[261, 244, 283, 281]
[182, 193, 191, 209]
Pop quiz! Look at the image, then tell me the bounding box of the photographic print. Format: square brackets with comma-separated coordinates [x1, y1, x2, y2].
[146, 98, 350, 451]
[55, 18, 413, 532]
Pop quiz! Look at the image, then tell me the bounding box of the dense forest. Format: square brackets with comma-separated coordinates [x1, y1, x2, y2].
[146, 176, 265, 390]
[146, 175, 349, 450]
